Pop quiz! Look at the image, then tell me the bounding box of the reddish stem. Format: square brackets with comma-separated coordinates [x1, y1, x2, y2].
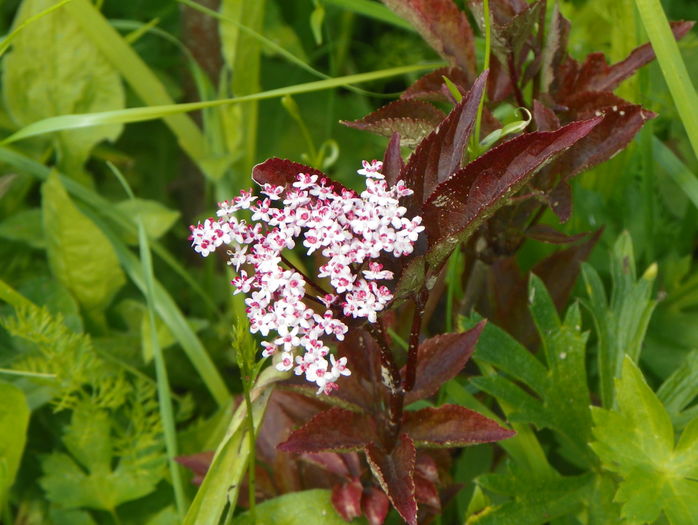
[403, 294, 426, 392]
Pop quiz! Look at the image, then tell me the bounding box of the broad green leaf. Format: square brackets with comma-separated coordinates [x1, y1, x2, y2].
[49, 508, 97, 525]
[3, 0, 124, 175]
[41, 172, 125, 311]
[0, 208, 44, 249]
[590, 357, 698, 524]
[469, 462, 592, 525]
[473, 276, 594, 467]
[581, 231, 657, 408]
[63, 0, 208, 174]
[0, 381, 30, 508]
[114, 198, 180, 244]
[40, 404, 165, 512]
[232, 490, 350, 525]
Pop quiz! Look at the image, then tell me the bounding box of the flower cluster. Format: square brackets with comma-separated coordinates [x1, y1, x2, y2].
[189, 160, 424, 393]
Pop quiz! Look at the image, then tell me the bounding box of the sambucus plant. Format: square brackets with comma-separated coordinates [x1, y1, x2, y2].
[186, 0, 693, 523]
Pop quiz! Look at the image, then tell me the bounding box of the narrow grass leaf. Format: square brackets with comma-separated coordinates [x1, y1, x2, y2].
[108, 163, 187, 518]
[2, 63, 443, 145]
[634, 0, 698, 160]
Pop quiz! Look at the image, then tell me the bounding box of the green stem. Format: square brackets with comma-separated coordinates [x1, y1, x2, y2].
[243, 376, 257, 522]
[473, 0, 491, 147]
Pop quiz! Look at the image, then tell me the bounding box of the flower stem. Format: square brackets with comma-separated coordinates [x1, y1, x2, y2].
[243, 374, 257, 522]
[404, 294, 426, 392]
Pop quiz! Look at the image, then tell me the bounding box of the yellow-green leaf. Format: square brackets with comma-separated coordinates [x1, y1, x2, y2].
[3, 0, 124, 175]
[41, 172, 125, 311]
[0, 381, 30, 508]
[590, 357, 698, 524]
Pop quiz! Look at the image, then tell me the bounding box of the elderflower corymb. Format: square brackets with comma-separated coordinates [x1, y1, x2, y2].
[189, 160, 424, 394]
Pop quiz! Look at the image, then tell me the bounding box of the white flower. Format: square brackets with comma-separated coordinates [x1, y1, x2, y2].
[189, 161, 425, 394]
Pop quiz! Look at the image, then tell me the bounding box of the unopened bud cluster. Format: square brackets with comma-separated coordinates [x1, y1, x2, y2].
[189, 161, 424, 394]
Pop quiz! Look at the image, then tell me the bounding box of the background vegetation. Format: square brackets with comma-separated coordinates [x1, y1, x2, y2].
[0, 0, 696, 523]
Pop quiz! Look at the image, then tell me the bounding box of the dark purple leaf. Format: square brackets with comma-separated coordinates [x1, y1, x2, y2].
[366, 434, 418, 525]
[532, 228, 602, 313]
[175, 451, 213, 485]
[362, 487, 390, 525]
[554, 97, 656, 181]
[547, 179, 572, 222]
[415, 452, 439, 483]
[403, 405, 515, 447]
[414, 475, 441, 510]
[482, 0, 544, 62]
[566, 21, 694, 96]
[540, 4, 571, 94]
[382, 133, 404, 188]
[423, 117, 601, 269]
[484, 229, 601, 347]
[486, 55, 515, 103]
[401, 67, 472, 102]
[342, 99, 446, 147]
[252, 157, 349, 194]
[533, 99, 560, 132]
[328, 330, 384, 413]
[382, 0, 477, 78]
[301, 452, 352, 479]
[524, 224, 588, 244]
[468, 0, 529, 26]
[403, 321, 485, 404]
[402, 71, 488, 210]
[332, 478, 364, 521]
[278, 407, 377, 453]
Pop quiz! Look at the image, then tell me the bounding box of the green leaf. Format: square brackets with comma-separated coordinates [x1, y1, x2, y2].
[590, 357, 698, 524]
[473, 276, 594, 467]
[0, 381, 30, 508]
[0, 208, 45, 249]
[114, 198, 180, 245]
[581, 231, 657, 408]
[232, 490, 349, 525]
[40, 404, 165, 512]
[469, 462, 592, 525]
[41, 172, 125, 311]
[3, 0, 124, 175]
[657, 349, 698, 426]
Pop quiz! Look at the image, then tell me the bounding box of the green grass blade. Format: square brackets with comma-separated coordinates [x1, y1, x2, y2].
[0, 0, 74, 58]
[1, 62, 443, 145]
[0, 146, 220, 316]
[652, 135, 698, 210]
[62, 0, 208, 166]
[634, 0, 698, 161]
[323, 0, 414, 30]
[109, 163, 187, 517]
[184, 366, 285, 525]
